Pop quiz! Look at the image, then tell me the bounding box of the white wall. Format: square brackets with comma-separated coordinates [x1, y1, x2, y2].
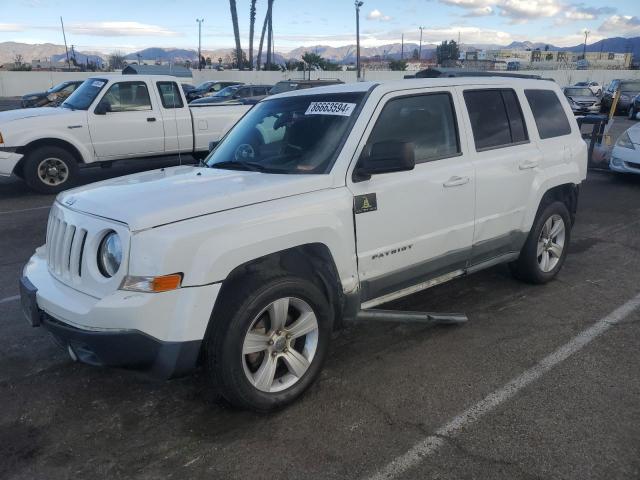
[2, 69, 640, 97]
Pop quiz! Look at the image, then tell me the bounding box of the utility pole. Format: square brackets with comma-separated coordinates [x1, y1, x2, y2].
[355, 1, 363, 80]
[401, 33, 404, 60]
[418, 26, 424, 60]
[60, 16, 71, 72]
[582, 30, 589, 60]
[196, 18, 204, 70]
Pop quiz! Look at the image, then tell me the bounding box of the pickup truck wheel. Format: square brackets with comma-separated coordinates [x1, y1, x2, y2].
[510, 201, 571, 284]
[23, 146, 78, 194]
[206, 274, 333, 412]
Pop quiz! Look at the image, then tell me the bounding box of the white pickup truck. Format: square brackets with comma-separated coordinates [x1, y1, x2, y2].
[0, 75, 250, 193]
[21, 77, 587, 411]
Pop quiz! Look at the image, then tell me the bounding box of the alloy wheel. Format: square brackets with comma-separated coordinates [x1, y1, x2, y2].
[537, 214, 565, 273]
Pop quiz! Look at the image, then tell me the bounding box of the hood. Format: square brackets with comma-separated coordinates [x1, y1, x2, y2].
[567, 95, 597, 103]
[57, 166, 335, 231]
[625, 123, 640, 145]
[0, 106, 74, 123]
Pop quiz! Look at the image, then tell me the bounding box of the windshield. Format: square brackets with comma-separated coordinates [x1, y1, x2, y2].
[206, 92, 365, 174]
[565, 88, 593, 96]
[62, 78, 107, 110]
[195, 81, 214, 90]
[215, 86, 239, 97]
[269, 82, 297, 95]
[574, 82, 587, 87]
[621, 81, 640, 92]
[47, 82, 69, 94]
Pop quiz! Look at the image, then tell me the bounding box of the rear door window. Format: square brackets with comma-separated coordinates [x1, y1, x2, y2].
[367, 92, 461, 164]
[463, 89, 529, 151]
[524, 89, 571, 139]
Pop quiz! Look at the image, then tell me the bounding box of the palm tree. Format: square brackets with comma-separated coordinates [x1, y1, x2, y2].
[229, 0, 244, 70]
[249, 0, 257, 70]
[257, 0, 273, 70]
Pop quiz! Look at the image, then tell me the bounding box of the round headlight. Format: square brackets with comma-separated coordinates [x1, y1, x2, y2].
[98, 231, 122, 278]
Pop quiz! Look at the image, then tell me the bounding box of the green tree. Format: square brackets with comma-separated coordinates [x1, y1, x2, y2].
[108, 51, 126, 70]
[389, 59, 408, 71]
[302, 52, 324, 68]
[436, 40, 460, 65]
[412, 48, 419, 60]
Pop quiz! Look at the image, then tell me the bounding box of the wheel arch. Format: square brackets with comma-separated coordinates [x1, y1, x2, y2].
[534, 182, 580, 226]
[14, 138, 86, 177]
[202, 243, 346, 354]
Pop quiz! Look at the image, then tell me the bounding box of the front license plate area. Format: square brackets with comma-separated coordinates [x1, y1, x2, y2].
[19, 277, 41, 327]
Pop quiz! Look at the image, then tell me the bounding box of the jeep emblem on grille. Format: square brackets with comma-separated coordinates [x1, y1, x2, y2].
[65, 197, 76, 206]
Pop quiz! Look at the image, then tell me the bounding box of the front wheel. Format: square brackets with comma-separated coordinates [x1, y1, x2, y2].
[22, 146, 79, 194]
[205, 274, 333, 412]
[510, 201, 571, 284]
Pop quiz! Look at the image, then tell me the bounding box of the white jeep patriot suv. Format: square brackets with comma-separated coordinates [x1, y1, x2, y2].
[20, 77, 587, 411]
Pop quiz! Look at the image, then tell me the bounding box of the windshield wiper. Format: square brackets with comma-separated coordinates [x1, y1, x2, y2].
[209, 160, 268, 172]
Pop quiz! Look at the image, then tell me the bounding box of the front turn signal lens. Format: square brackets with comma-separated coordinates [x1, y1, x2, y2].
[120, 273, 183, 293]
[0, 132, 4, 144]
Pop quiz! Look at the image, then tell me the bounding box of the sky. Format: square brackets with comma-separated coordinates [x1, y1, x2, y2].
[1, 0, 639, 54]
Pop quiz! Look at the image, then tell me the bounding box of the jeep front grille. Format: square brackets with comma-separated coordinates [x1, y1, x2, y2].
[46, 208, 88, 279]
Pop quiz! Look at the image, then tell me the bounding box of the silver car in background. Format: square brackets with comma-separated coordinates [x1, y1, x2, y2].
[562, 87, 601, 115]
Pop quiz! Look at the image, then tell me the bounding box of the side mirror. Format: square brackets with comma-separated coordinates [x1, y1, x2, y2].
[94, 101, 111, 115]
[354, 140, 415, 182]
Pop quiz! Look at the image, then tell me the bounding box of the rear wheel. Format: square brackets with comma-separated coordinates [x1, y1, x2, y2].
[510, 201, 571, 284]
[22, 146, 79, 194]
[205, 273, 333, 412]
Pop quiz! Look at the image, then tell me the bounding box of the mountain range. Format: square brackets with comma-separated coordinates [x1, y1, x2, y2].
[1, 37, 638, 66]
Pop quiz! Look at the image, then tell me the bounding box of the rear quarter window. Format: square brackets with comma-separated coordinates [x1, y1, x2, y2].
[524, 89, 572, 140]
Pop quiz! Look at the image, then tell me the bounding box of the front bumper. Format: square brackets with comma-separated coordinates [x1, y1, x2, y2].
[21, 249, 221, 378]
[609, 146, 640, 174]
[0, 148, 23, 177]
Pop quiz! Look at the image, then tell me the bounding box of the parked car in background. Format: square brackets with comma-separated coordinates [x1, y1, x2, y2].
[189, 85, 272, 105]
[187, 81, 244, 101]
[610, 123, 640, 174]
[562, 86, 601, 115]
[268, 79, 345, 95]
[0, 75, 251, 193]
[21, 81, 84, 108]
[574, 81, 601, 96]
[628, 94, 639, 120]
[181, 83, 196, 96]
[601, 80, 640, 114]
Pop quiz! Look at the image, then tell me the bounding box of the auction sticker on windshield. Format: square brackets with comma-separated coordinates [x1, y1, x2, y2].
[305, 102, 356, 116]
[91, 80, 105, 88]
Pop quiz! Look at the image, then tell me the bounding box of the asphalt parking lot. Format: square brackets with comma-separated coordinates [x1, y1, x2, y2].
[1, 100, 640, 479]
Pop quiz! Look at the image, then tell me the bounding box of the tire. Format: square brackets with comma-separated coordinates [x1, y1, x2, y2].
[205, 273, 334, 412]
[23, 146, 79, 194]
[510, 201, 571, 285]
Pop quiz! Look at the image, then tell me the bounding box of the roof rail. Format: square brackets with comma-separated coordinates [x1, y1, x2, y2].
[407, 68, 544, 80]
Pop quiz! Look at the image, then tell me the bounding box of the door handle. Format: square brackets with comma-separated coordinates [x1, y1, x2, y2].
[147, 117, 156, 122]
[519, 159, 539, 170]
[443, 176, 470, 188]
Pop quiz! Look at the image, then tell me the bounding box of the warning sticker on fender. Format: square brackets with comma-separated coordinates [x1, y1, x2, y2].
[305, 102, 356, 116]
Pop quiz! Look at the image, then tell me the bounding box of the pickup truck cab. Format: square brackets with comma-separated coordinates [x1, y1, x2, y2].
[0, 75, 251, 193]
[21, 77, 587, 411]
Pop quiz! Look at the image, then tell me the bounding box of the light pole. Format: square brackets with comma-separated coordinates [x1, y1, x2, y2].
[418, 26, 424, 61]
[355, 1, 363, 80]
[582, 29, 589, 60]
[196, 18, 204, 70]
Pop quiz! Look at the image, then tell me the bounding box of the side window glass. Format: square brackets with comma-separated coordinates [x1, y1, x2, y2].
[102, 82, 152, 112]
[157, 81, 184, 109]
[212, 84, 221, 92]
[502, 90, 528, 143]
[464, 90, 511, 150]
[463, 89, 529, 150]
[367, 93, 461, 164]
[524, 89, 572, 139]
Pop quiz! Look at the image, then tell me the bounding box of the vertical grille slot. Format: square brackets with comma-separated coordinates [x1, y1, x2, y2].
[70, 228, 88, 278]
[46, 209, 84, 279]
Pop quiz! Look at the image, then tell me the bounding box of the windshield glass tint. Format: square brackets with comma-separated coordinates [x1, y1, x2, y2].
[215, 86, 238, 97]
[207, 92, 365, 174]
[621, 81, 640, 92]
[62, 78, 107, 110]
[565, 88, 592, 96]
